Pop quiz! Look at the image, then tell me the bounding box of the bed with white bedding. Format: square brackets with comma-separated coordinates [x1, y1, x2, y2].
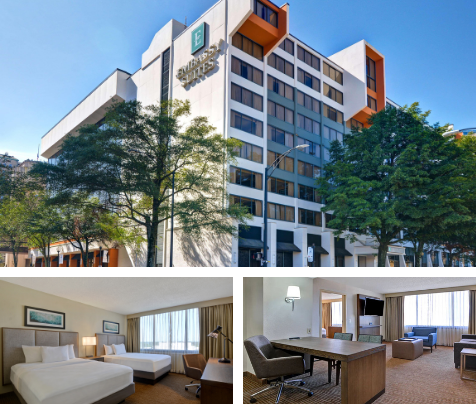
[322, 328, 327, 338]
[96, 333, 171, 384]
[10, 359, 133, 404]
[2, 328, 135, 404]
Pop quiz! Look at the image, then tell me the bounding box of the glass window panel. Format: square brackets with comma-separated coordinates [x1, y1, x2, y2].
[243, 37, 253, 55]
[286, 206, 294, 222]
[278, 81, 285, 97]
[285, 157, 293, 172]
[276, 104, 284, 120]
[285, 61, 294, 78]
[241, 115, 253, 134]
[231, 57, 240, 75]
[298, 161, 304, 176]
[268, 203, 276, 219]
[285, 132, 293, 148]
[305, 117, 312, 132]
[254, 94, 263, 111]
[312, 56, 320, 71]
[267, 75, 273, 89]
[277, 56, 285, 73]
[268, 100, 275, 116]
[269, 10, 277, 27]
[255, 200, 262, 216]
[253, 68, 263, 86]
[313, 121, 320, 135]
[267, 151, 275, 165]
[285, 39, 294, 55]
[285, 85, 293, 100]
[297, 91, 304, 106]
[253, 43, 263, 60]
[298, 68, 304, 83]
[298, 46, 305, 61]
[268, 53, 276, 68]
[232, 33, 242, 49]
[275, 128, 284, 144]
[276, 179, 285, 195]
[255, 173, 262, 189]
[287, 182, 293, 197]
[335, 71, 343, 85]
[312, 77, 320, 92]
[255, 120, 262, 137]
[230, 166, 237, 183]
[285, 108, 293, 124]
[242, 88, 252, 107]
[298, 114, 305, 129]
[231, 83, 241, 102]
[252, 146, 262, 163]
[305, 52, 312, 65]
[305, 95, 312, 110]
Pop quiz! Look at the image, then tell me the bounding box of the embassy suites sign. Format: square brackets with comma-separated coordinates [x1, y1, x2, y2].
[176, 23, 224, 88]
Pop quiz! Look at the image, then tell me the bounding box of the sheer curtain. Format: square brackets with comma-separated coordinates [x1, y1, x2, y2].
[140, 308, 199, 373]
[331, 302, 342, 326]
[404, 291, 469, 346]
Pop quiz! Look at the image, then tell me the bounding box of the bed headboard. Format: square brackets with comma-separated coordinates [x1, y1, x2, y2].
[95, 333, 126, 356]
[2, 327, 79, 386]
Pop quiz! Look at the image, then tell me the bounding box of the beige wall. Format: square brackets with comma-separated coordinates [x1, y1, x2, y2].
[0, 280, 126, 394]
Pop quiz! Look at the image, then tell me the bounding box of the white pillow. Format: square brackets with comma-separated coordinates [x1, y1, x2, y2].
[104, 344, 114, 355]
[66, 344, 75, 359]
[22, 346, 42, 363]
[112, 343, 126, 355]
[41, 346, 69, 363]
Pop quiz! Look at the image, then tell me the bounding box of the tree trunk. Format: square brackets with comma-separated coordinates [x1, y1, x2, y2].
[415, 243, 424, 267]
[12, 240, 18, 267]
[377, 245, 388, 267]
[147, 198, 160, 267]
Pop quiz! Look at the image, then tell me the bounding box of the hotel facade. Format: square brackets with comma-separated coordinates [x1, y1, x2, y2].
[34, 0, 449, 268]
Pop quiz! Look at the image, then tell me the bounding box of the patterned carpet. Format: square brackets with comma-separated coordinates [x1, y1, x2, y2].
[243, 343, 476, 404]
[0, 373, 199, 404]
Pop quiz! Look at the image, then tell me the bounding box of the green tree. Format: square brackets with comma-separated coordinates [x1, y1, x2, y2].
[0, 199, 29, 267]
[32, 100, 250, 267]
[317, 103, 472, 267]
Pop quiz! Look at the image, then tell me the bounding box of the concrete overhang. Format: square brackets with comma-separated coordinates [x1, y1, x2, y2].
[41, 69, 131, 159]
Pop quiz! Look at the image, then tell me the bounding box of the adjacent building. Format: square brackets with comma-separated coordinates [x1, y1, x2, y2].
[33, 0, 456, 267]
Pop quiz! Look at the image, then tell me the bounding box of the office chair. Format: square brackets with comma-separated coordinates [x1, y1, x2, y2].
[358, 335, 383, 344]
[244, 335, 313, 403]
[183, 353, 207, 398]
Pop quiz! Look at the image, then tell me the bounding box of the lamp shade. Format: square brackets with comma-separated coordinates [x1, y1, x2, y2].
[286, 286, 301, 299]
[82, 337, 96, 346]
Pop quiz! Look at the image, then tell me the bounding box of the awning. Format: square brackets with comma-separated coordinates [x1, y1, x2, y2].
[335, 248, 353, 257]
[239, 238, 263, 249]
[71, 254, 81, 260]
[51, 256, 59, 262]
[87, 252, 95, 259]
[277, 242, 301, 253]
[313, 246, 329, 255]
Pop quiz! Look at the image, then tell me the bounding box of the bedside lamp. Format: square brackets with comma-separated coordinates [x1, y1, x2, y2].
[285, 286, 301, 311]
[207, 325, 233, 363]
[82, 336, 96, 357]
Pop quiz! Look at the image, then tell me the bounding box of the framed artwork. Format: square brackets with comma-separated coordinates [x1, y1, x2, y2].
[24, 306, 66, 330]
[103, 320, 120, 334]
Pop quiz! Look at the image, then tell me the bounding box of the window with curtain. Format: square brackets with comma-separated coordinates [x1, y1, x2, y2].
[140, 308, 199, 373]
[331, 301, 342, 326]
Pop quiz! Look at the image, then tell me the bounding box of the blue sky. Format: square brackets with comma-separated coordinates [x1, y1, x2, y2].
[1, 0, 475, 161]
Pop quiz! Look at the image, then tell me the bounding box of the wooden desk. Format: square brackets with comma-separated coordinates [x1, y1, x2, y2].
[200, 358, 233, 404]
[272, 337, 386, 404]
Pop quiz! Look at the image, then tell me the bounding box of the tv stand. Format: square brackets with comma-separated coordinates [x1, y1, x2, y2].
[357, 294, 383, 339]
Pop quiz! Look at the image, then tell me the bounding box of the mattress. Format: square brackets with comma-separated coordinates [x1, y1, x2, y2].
[103, 353, 171, 373]
[10, 358, 133, 404]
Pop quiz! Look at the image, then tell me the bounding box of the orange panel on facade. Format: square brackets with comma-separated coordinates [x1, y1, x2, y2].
[366, 45, 385, 112]
[108, 248, 119, 267]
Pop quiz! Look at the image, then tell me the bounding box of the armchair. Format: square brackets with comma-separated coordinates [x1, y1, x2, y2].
[244, 335, 313, 403]
[454, 334, 476, 370]
[404, 327, 437, 352]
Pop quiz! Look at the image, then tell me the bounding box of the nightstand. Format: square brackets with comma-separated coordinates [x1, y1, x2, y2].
[80, 356, 104, 362]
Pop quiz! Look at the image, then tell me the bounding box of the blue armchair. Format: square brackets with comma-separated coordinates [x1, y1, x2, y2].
[404, 327, 438, 352]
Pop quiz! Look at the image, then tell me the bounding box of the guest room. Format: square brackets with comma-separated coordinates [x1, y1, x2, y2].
[0, 277, 233, 404]
[243, 277, 476, 404]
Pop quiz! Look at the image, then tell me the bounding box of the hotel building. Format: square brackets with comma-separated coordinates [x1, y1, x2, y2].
[35, 0, 444, 267]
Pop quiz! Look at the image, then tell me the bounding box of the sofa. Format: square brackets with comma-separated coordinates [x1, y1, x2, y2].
[404, 327, 437, 352]
[454, 334, 476, 370]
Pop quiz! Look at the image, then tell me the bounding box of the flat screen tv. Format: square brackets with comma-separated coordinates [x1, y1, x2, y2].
[364, 298, 384, 316]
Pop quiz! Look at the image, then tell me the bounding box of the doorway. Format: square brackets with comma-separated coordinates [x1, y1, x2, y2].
[320, 290, 346, 339]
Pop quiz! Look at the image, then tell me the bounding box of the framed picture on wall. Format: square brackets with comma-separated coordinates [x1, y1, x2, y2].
[103, 320, 120, 334]
[24, 306, 66, 330]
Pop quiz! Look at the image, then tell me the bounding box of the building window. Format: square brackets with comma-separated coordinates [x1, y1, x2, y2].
[268, 177, 294, 197]
[323, 82, 343, 105]
[267, 202, 295, 222]
[268, 100, 294, 124]
[268, 53, 294, 78]
[323, 104, 343, 124]
[297, 68, 320, 92]
[254, 0, 278, 27]
[297, 114, 320, 135]
[298, 184, 322, 203]
[299, 208, 322, 226]
[232, 32, 263, 61]
[298, 160, 319, 178]
[268, 151, 294, 173]
[230, 195, 262, 217]
[297, 45, 320, 71]
[231, 83, 263, 111]
[231, 56, 263, 86]
[278, 38, 294, 55]
[230, 110, 263, 137]
[296, 136, 320, 156]
[367, 95, 377, 111]
[366, 56, 376, 91]
[323, 147, 330, 161]
[350, 118, 364, 130]
[48, 150, 62, 166]
[268, 75, 294, 101]
[161, 48, 170, 102]
[297, 90, 320, 114]
[233, 139, 263, 163]
[358, 256, 367, 267]
[267, 125, 293, 148]
[323, 62, 343, 85]
[323, 126, 343, 143]
[230, 167, 263, 189]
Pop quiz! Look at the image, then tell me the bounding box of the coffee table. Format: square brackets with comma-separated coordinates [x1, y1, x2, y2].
[460, 348, 476, 381]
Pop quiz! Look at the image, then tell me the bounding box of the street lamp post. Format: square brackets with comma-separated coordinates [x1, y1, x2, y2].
[262, 144, 309, 267]
[99, 246, 103, 267]
[57, 247, 61, 267]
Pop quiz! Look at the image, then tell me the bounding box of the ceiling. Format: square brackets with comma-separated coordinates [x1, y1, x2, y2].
[322, 292, 342, 300]
[318, 277, 476, 294]
[0, 278, 233, 315]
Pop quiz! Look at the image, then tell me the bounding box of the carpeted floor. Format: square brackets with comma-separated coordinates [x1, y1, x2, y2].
[0, 373, 200, 404]
[243, 343, 476, 404]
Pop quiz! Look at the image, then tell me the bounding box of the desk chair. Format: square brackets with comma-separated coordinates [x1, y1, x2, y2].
[331, 332, 353, 385]
[183, 353, 207, 398]
[244, 335, 313, 403]
[358, 335, 383, 344]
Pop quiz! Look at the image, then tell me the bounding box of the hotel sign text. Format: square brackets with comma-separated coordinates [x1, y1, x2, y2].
[176, 39, 224, 88]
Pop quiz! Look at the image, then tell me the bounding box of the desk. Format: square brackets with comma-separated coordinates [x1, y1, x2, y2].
[272, 337, 386, 404]
[200, 358, 233, 404]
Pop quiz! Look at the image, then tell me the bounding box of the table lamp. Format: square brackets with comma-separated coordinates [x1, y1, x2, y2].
[82, 336, 96, 357]
[207, 325, 233, 363]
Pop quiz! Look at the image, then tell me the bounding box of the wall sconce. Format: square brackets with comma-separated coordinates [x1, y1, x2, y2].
[285, 286, 301, 311]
